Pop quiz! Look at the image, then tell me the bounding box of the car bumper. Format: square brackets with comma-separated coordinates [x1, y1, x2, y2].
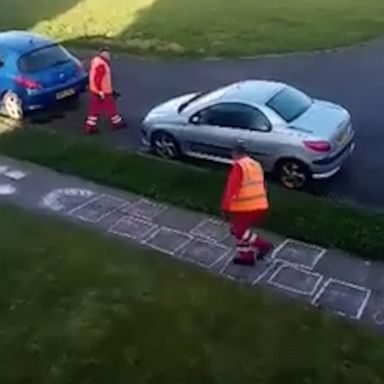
[24, 76, 88, 111]
[311, 141, 355, 179]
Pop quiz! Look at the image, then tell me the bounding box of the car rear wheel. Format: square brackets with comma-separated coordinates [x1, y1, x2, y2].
[276, 159, 311, 190]
[151, 131, 180, 159]
[2, 92, 24, 121]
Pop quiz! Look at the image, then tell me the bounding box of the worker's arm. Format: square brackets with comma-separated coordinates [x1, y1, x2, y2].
[93, 64, 106, 94]
[221, 163, 243, 212]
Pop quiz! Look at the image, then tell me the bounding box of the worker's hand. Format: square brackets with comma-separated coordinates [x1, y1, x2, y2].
[98, 91, 105, 100]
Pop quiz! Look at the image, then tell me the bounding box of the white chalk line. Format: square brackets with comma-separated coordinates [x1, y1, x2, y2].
[311, 278, 371, 320]
[130, 198, 168, 220]
[271, 239, 326, 270]
[108, 216, 159, 242]
[69, 194, 130, 224]
[143, 226, 194, 256]
[267, 264, 324, 297]
[190, 217, 229, 243]
[177, 237, 232, 269]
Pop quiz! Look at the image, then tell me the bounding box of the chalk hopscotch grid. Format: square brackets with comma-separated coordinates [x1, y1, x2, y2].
[311, 278, 371, 320]
[190, 218, 229, 243]
[177, 237, 232, 270]
[40, 188, 96, 212]
[218, 252, 277, 285]
[143, 226, 194, 256]
[108, 215, 159, 241]
[267, 263, 324, 297]
[129, 198, 168, 220]
[68, 194, 130, 223]
[271, 238, 326, 270]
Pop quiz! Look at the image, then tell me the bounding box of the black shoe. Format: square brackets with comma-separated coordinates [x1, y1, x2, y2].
[232, 257, 255, 266]
[112, 121, 127, 130]
[256, 245, 274, 260]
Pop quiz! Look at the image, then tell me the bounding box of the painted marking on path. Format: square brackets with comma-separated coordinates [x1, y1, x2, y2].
[41, 188, 96, 212]
[0, 184, 16, 195]
[4, 170, 27, 180]
[311, 278, 371, 320]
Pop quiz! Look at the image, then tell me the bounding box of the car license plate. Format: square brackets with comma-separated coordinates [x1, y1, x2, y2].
[56, 88, 75, 100]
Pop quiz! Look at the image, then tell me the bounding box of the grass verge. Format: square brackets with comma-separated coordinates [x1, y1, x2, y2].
[2, 0, 384, 57]
[1, 201, 384, 383]
[1, 128, 384, 260]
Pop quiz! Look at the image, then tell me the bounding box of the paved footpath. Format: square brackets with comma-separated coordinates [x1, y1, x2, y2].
[1, 154, 384, 331]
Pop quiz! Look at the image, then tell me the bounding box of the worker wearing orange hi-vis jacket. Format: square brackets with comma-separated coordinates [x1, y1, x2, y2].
[221, 143, 274, 266]
[84, 48, 126, 134]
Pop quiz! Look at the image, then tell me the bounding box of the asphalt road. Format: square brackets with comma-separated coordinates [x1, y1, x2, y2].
[16, 41, 384, 210]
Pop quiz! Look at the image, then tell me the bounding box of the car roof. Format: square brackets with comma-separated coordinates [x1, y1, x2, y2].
[0, 31, 54, 54]
[217, 80, 286, 105]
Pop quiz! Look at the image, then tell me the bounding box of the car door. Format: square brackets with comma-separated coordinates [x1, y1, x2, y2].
[180, 103, 239, 159]
[233, 106, 277, 169]
[182, 102, 274, 164]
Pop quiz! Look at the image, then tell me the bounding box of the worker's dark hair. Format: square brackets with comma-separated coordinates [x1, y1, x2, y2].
[232, 142, 247, 155]
[98, 47, 110, 54]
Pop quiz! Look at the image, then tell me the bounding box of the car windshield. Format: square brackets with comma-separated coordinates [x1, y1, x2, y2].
[266, 86, 312, 122]
[18, 44, 72, 73]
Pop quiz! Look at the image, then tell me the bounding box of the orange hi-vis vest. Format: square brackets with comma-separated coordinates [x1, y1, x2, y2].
[229, 156, 269, 212]
[89, 56, 112, 94]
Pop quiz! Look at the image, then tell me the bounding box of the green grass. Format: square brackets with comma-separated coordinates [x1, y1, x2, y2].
[2, 0, 384, 56]
[1, 128, 384, 260]
[2, 202, 384, 383]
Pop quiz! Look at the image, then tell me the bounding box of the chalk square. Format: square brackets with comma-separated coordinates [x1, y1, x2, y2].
[273, 239, 325, 269]
[190, 219, 229, 243]
[145, 227, 192, 255]
[128, 199, 167, 220]
[154, 207, 203, 232]
[268, 264, 323, 296]
[0, 165, 8, 174]
[178, 238, 230, 268]
[4, 170, 27, 180]
[221, 257, 275, 284]
[360, 292, 384, 329]
[312, 279, 371, 320]
[70, 194, 127, 223]
[109, 217, 158, 241]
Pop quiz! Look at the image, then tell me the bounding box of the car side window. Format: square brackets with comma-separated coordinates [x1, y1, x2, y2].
[194, 103, 271, 132]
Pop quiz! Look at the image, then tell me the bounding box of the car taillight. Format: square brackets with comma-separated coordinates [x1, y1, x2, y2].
[304, 140, 331, 153]
[15, 76, 41, 90]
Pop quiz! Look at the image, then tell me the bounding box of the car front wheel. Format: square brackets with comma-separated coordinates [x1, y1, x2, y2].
[151, 131, 180, 159]
[276, 159, 311, 190]
[2, 92, 24, 121]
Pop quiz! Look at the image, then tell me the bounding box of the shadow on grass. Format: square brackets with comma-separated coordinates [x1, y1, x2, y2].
[63, 0, 384, 58]
[0, 0, 81, 31]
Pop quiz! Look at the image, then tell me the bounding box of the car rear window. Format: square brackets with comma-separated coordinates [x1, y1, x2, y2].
[266, 86, 312, 122]
[18, 45, 71, 73]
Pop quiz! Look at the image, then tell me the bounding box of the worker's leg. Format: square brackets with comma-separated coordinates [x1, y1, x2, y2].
[230, 212, 257, 265]
[84, 93, 100, 134]
[244, 210, 274, 258]
[104, 94, 125, 129]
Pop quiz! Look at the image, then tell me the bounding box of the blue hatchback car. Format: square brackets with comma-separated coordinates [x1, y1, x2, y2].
[0, 30, 88, 120]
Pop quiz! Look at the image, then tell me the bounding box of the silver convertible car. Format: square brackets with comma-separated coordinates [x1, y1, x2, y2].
[141, 80, 355, 189]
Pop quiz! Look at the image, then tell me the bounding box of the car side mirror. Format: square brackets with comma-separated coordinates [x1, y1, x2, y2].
[190, 115, 200, 124]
